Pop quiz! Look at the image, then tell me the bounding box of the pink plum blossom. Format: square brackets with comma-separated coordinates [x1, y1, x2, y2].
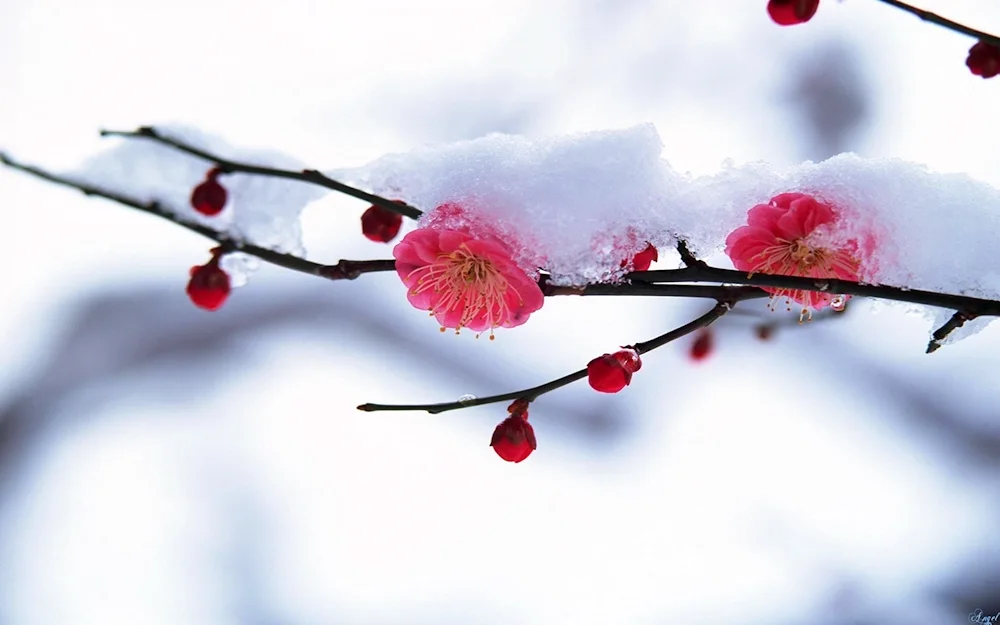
[393, 227, 544, 338]
[725, 192, 862, 320]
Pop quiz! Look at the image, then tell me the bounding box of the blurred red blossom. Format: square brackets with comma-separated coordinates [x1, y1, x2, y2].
[190, 169, 228, 216]
[361, 202, 404, 243]
[187, 256, 231, 311]
[967, 41, 1000, 79]
[690, 329, 714, 362]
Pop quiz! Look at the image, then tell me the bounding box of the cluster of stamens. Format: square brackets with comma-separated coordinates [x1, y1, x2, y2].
[406, 244, 517, 339]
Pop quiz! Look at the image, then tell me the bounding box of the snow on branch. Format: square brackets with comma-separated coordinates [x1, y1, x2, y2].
[100, 126, 423, 220]
[0, 151, 396, 282]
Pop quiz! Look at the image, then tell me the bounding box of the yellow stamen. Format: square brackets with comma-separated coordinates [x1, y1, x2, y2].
[407, 243, 521, 335]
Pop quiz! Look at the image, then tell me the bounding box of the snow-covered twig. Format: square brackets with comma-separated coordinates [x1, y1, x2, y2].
[357, 301, 731, 414]
[875, 0, 1000, 47]
[100, 126, 424, 220]
[0, 152, 396, 281]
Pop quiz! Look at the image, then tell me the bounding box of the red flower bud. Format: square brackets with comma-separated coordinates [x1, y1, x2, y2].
[628, 243, 658, 272]
[587, 348, 641, 393]
[361, 202, 404, 243]
[190, 170, 228, 216]
[966, 41, 1000, 79]
[187, 259, 231, 311]
[690, 329, 714, 362]
[491, 401, 536, 463]
[767, 0, 819, 26]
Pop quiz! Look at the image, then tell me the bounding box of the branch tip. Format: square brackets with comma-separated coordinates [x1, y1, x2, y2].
[926, 311, 977, 354]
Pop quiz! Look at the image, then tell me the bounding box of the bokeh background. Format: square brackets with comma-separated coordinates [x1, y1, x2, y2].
[2, 0, 1000, 623]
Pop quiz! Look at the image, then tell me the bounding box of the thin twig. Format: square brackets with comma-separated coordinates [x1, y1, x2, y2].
[926, 311, 977, 354]
[357, 301, 731, 414]
[0, 151, 397, 281]
[873, 0, 1000, 47]
[100, 126, 424, 220]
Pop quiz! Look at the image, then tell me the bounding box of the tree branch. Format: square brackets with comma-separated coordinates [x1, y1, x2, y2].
[100, 126, 424, 220]
[6, 151, 1000, 321]
[357, 301, 731, 414]
[873, 0, 1000, 47]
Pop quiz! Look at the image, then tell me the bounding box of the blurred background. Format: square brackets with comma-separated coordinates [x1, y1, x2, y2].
[2, 0, 1000, 623]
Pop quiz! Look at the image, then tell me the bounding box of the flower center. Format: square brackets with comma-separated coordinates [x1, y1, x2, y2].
[788, 240, 817, 267]
[751, 237, 846, 276]
[407, 243, 513, 338]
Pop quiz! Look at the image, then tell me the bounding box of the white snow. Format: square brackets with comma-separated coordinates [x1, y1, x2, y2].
[337, 124, 680, 284]
[70, 125, 328, 285]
